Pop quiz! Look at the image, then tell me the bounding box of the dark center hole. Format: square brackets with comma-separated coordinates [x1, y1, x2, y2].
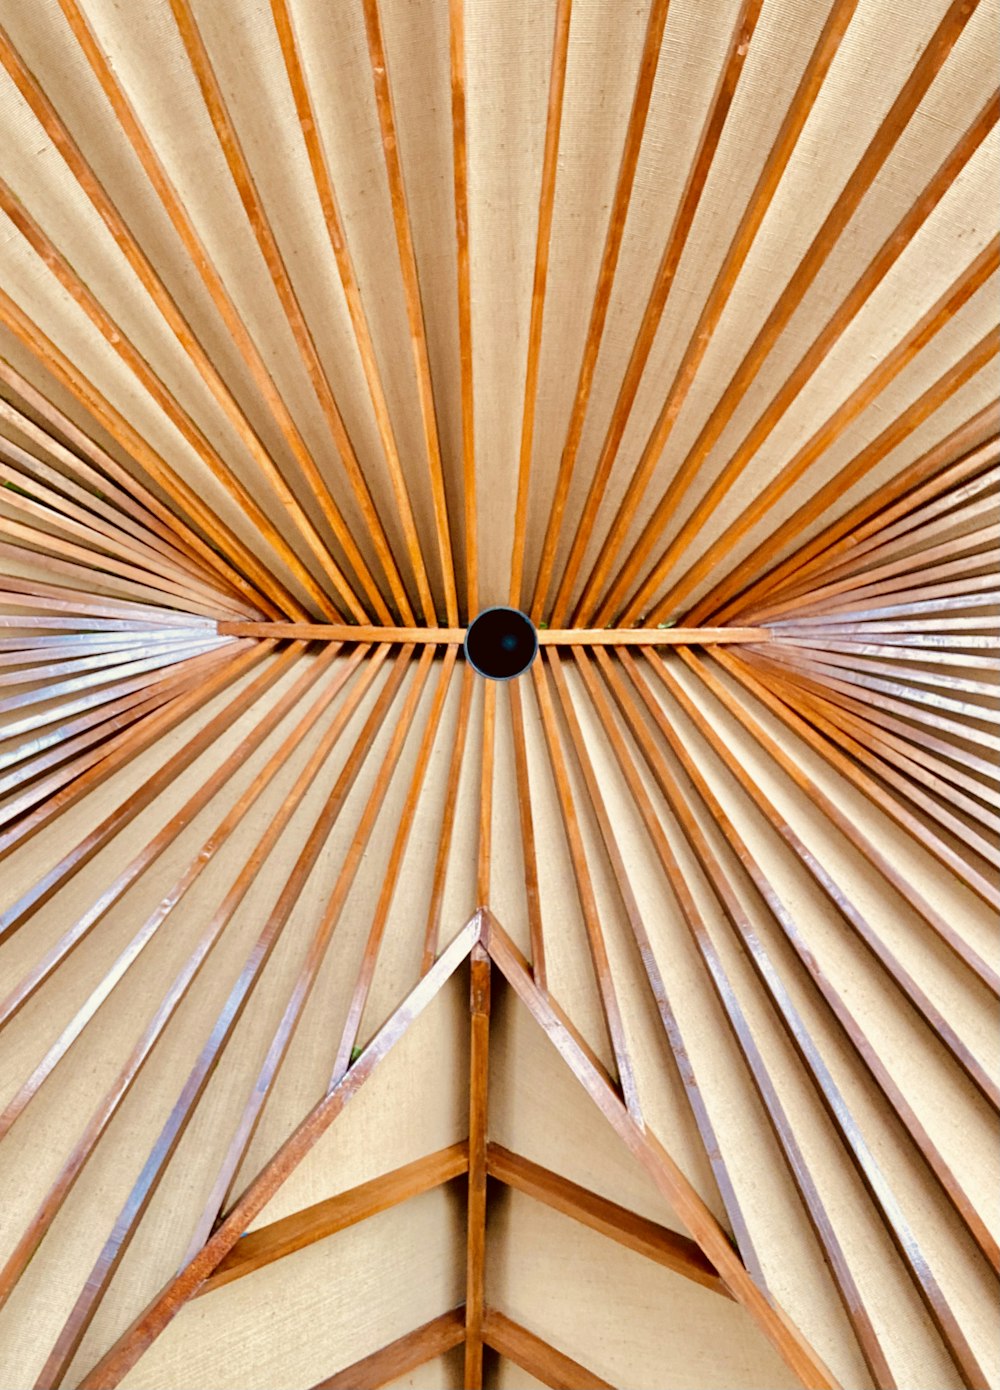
[464, 607, 538, 681]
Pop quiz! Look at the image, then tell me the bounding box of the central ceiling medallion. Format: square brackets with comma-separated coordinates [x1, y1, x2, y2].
[464, 606, 538, 680]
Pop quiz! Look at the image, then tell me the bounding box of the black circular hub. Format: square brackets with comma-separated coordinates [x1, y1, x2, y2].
[464, 606, 538, 681]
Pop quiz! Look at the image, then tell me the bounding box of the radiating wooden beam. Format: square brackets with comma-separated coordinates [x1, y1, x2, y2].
[165, 0, 401, 624]
[723, 413, 999, 623]
[636, 248, 1000, 626]
[477, 681, 496, 906]
[598, 53, 997, 627]
[507, 677, 545, 987]
[531, 656, 642, 1119]
[270, 0, 432, 625]
[0, 356, 246, 600]
[529, 0, 670, 619]
[564, 0, 857, 626]
[422, 664, 476, 973]
[0, 190, 340, 622]
[545, 0, 766, 625]
[0, 17, 371, 624]
[331, 649, 458, 1084]
[549, 650, 758, 1277]
[701, 349, 999, 627]
[180, 650, 430, 1258]
[362, 0, 458, 623]
[508, 0, 574, 607]
[449, 0, 478, 619]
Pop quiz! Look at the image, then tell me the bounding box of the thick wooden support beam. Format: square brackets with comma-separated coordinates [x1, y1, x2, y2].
[465, 945, 491, 1388]
[486, 1144, 731, 1298]
[310, 1306, 466, 1389]
[481, 1310, 616, 1389]
[197, 1143, 469, 1297]
[216, 622, 768, 645]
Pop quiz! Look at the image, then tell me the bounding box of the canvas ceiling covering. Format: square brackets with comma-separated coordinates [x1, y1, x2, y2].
[0, 0, 996, 1386]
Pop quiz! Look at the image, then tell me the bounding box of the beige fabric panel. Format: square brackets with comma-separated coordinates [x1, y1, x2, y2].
[117, 1186, 466, 1390]
[491, 1359, 549, 1390]
[386, 1348, 465, 1389]
[487, 1189, 803, 1390]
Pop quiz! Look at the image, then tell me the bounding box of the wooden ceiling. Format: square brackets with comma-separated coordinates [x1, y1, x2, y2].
[0, 0, 996, 1386]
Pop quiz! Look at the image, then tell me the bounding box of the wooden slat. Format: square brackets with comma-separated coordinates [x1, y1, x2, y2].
[655, 650, 999, 1103]
[0, 189, 341, 622]
[508, 0, 574, 607]
[166, 0, 401, 625]
[598, 46, 996, 626]
[638, 252, 1000, 625]
[361, 0, 458, 623]
[31, 648, 397, 1387]
[0, 356, 242, 596]
[0, 19, 373, 624]
[545, 0, 766, 625]
[724, 416, 999, 623]
[477, 680, 496, 906]
[330, 648, 458, 1084]
[270, 0, 431, 625]
[569, 648, 890, 1379]
[606, 651, 1000, 1280]
[507, 677, 545, 987]
[529, 0, 669, 617]
[180, 649, 429, 1257]
[564, 0, 857, 626]
[422, 663, 476, 973]
[449, 0, 478, 618]
[549, 651, 759, 1279]
[701, 344, 999, 627]
[531, 656, 642, 1120]
[0, 649, 376, 1316]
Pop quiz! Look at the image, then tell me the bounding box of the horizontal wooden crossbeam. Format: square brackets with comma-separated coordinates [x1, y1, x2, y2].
[486, 1144, 731, 1298]
[310, 1306, 466, 1389]
[307, 1305, 616, 1390]
[216, 621, 768, 644]
[197, 1143, 470, 1297]
[481, 1309, 616, 1389]
[195, 1140, 731, 1302]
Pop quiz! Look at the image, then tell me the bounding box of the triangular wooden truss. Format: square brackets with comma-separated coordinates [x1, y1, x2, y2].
[56, 911, 831, 1390]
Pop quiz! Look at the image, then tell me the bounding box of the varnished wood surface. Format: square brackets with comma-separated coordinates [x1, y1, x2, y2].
[216, 622, 769, 644]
